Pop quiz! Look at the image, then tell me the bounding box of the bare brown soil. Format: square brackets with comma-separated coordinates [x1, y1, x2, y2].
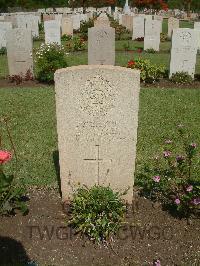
[0, 188, 199, 266]
[1, 78, 200, 90]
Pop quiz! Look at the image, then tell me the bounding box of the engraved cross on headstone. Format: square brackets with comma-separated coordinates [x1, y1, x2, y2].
[84, 144, 103, 185]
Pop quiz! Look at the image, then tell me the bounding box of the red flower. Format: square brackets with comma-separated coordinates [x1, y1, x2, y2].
[128, 60, 135, 68]
[0, 150, 12, 164]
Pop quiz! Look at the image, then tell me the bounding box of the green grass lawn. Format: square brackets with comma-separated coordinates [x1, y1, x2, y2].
[1, 44, 200, 79]
[0, 87, 200, 187]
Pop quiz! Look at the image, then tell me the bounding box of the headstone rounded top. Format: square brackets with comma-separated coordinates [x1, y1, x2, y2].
[54, 65, 140, 79]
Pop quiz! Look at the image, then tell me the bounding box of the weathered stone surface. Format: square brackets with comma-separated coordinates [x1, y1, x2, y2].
[43, 14, 55, 21]
[6, 28, 33, 76]
[61, 17, 73, 36]
[88, 26, 115, 65]
[194, 22, 200, 49]
[194, 22, 200, 30]
[71, 14, 80, 30]
[55, 14, 62, 27]
[154, 15, 163, 33]
[132, 16, 144, 40]
[170, 28, 199, 78]
[122, 14, 133, 31]
[144, 20, 161, 51]
[0, 22, 12, 48]
[44, 20, 61, 45]
[54, 65, 140, 204]
[168, 17, 179, 38]
[16, 14, 39, 37]
[94, 14, 110, 27]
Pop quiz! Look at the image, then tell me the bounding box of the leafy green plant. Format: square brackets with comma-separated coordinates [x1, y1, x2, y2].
[127, 58, 166, 83]
[136, 125, 200, 218]
[80, 18, 94, 40]
[110, 20, 129, 40]
[34, 43, 68, 83]
[61, 34, 72, 41]
[65, 36, 86, 52]
[72, 36, 86, 51]
[170, 72, 193, 84]
[0, 117, 28, 215]
[0, 47, 7, 55]
[160, 32, 168, 42]
[145, 48, 158, 54]
[39, 22, 44, 33]
[69, 185, 127, 243]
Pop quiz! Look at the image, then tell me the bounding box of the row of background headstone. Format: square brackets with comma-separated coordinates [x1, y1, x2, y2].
[1, 11, 200, 79]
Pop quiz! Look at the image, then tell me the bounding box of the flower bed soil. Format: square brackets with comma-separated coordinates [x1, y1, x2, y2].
[1, 78, 200, 89]
[0, 188, 199, 266]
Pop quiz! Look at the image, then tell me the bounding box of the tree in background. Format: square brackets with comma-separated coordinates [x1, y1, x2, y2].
[0, 0, 199, 11]
[167, 0, 200, 12]
[132, 0, 168, 11]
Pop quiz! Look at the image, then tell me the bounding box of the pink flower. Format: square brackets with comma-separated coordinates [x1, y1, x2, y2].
[186, 185, 193, 192]
[176, 155, 184, 162]
[154, 260, 161, 266]
[175, 198, 180, 205]
[192, 198, 200, 205]
[153, 175, 160, 183]
[190, 143, 197, 149]
[0, 150, 12, 164]
[163, 151, 171, 158]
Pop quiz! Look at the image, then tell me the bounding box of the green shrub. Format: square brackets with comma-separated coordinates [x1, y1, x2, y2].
[61, 34, 72, 41]
[111, 20, 129, 40]
[39, 22, 44, 33]
[80, 18, 94, 40]
[127, 58, 166, 83]
[69, 185, 126, 243]
[35, 43, 68, 83]
[0, 47, 7, 55]
[170, 72, 193, 84]
[65, 36, 86, 52]
[160, 33, 168, 42]
[0, 117, 28, 216]
[145, 48, 157, 54]
[136, 125, 200, 218]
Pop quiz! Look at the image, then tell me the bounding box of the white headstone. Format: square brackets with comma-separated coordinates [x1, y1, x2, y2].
[194, 22, 200, 49]
[54, 65, 140, 204]
[72, 14, 80, 30]
[55, 14, 62, 28]
[154, 15, 163, 33]
[0, 22, 12, 48]
[132, 16, 145, 40]
[16, 15, 39, 37]
[62, 17, 73, 36]
[170, 29, 199, 78]
[44, 20, 61, 45]
[88, 26, 115, 65]
[168, 17, 179, 38]
[6, 28, 33, 76]
[144, 20, 161, 51]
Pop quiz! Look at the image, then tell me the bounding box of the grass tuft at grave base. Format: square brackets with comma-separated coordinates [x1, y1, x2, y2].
[0, 86, 200, 188]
